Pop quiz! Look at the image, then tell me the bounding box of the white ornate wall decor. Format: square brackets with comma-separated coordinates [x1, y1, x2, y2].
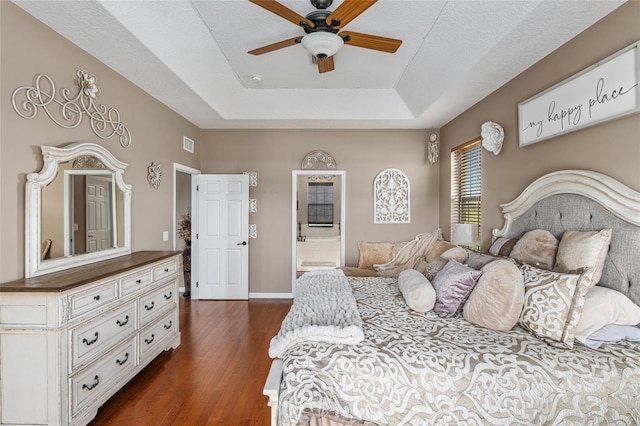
[147, 162, 162, 189]
[301, 150, 337, 169]
[249, 199, 257, 213]
[243, 172, 257, 187]
[249, 224, 257, 239]
[12, 70, 132, 147]
[481, 121, 504, 155]
[427, 132, 439, 165]
[373, 168, 411, 224]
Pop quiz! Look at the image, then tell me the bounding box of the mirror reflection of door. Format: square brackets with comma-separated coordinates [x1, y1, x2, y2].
[292, 171, 346, 285]
[63, 172, 116, 256]
[85, 175, 113, 253]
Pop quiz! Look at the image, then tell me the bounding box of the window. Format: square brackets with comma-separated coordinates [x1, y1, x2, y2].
[451, 138, 482, 242]
[308, 182, 334, 226]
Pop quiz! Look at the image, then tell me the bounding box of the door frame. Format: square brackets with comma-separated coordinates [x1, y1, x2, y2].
[291, 170, 346, 295]
[172, 163, 200, 251]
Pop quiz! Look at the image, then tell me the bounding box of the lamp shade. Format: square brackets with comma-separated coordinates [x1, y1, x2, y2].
[301, 31, 344, 57]
[451, 223, 479, 247]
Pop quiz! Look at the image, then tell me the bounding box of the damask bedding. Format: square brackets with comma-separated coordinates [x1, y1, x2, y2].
[277, 276, 640, 425]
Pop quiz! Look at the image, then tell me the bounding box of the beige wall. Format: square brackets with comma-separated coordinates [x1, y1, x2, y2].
[0, 2, 201, 282]
[200, 130, 440, 294]
[439, 1, 640, 250]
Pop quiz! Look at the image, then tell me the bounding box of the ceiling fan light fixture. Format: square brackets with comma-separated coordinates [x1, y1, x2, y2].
[301, 31, 344, 58]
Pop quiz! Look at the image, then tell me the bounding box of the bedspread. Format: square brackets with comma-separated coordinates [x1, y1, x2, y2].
[278, 277, 640, 425]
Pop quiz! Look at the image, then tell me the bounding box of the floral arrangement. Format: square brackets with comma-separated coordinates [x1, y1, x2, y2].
[178, 212, 191, 246]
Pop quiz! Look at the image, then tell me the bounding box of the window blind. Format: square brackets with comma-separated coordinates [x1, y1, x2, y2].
[451, 139, 482, 239]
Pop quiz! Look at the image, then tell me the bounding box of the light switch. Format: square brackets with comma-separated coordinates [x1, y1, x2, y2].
[162, 231, 169, 241]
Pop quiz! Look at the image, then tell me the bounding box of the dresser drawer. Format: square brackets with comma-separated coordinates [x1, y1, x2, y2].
[139, 280, 177, 326]
[69, 337, 136, 417]
[70, 303, 136, 371]
[68, 280, 118, 319]
[120, 268, 153, 296]
[139, 310, 178, 362]
[153, 258, 179, 282]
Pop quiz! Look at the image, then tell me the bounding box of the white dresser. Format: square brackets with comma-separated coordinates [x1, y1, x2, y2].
[0, 251, 182, 425]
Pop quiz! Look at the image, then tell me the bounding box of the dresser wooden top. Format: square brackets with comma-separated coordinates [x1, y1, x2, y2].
[0, 251, 181, 293]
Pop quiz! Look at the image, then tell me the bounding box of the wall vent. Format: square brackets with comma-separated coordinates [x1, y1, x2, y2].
[183, 136, 194, 153]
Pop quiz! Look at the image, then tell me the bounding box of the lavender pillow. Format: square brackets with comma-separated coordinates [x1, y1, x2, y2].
[432, 260, 482, 317]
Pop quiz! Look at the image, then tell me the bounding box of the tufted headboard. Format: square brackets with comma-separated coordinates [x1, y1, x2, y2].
[493, 170, 640, 307]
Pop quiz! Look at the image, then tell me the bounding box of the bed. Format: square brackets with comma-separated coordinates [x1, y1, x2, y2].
[264, 170, 640, 425]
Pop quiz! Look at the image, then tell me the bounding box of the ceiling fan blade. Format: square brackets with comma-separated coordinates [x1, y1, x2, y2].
[317, 55, 335, 73]
[325, 0, 377, 29]
[249, 0, 314, 28]
[248, 36, 302, 55]
[341, 31, 402, 53]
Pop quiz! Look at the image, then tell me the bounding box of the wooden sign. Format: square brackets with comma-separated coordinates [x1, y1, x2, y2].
[518, 40, 640, 147]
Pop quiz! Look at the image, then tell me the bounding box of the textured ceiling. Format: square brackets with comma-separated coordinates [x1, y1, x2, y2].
[14, 0, 624, 129]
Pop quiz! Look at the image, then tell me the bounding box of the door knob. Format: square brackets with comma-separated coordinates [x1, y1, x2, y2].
[237, 241, 247, 246]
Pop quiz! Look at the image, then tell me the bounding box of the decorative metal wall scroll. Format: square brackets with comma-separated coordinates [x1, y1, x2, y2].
[373, 168, 411, 224]
[249, 199, 257, 213]
[249, 224, 257, 239]
[147, 162, 162, 190]
[12, 70, 132, 147]
[301, 150, 337, 169]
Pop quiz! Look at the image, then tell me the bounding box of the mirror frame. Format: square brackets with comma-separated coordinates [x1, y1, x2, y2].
[291, 170, 346, 295]
[26, 142, 132, 277]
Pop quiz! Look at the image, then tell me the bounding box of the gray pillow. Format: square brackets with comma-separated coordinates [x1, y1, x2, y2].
[432, 260, 482, 318]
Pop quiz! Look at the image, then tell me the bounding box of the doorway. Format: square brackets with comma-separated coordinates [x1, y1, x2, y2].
[173, 163, 200, 296]
[291, 170, 346, 294]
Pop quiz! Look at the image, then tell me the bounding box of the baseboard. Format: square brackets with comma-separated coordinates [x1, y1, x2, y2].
[250, 292, 293, 299]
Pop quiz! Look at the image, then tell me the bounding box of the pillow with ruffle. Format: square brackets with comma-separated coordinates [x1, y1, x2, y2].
[518, 263, 597, 349]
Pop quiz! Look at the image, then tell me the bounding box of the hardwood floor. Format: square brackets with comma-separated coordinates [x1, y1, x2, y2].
[89, 296, 292, 426]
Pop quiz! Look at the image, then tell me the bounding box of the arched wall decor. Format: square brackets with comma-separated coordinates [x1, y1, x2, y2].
[301, 150, 337, 169]
[374, 168, 411, 224]
[12, 70, 132, 147]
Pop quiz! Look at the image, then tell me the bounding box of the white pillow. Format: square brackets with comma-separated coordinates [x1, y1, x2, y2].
[398, 269, 436, 313]
[574, 286, 640, 344]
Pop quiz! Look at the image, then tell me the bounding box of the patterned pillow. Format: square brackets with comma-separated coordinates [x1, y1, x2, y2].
[509, 229, 558, 270]
[432, 260, 482, 318]
[518, 263, 597, 349]
[555, 229, 612, 284]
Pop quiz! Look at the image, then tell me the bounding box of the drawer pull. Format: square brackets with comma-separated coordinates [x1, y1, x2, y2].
[164, 292, 172, 300]
[82, 332, 99, 346]
[145, 334, 155, 345]
[144, 301, 155, 311]
[164, 268, 170, 272]
[136, 279, 142, 284]
[116, 315, 130, 327]
[164, 321, 173, 330]
[93, 295, 101, 301]
[116, 352, 129, 366]
[82, 375, 100, 391]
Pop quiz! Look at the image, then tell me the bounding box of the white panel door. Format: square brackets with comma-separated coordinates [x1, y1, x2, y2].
[193, 174, 249, 300]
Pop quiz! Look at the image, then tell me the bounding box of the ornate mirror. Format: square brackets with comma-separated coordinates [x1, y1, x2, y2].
[26, 142, 131, 277]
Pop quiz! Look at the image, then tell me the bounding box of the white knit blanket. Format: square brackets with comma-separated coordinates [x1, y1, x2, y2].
[269, 269, 364, 359]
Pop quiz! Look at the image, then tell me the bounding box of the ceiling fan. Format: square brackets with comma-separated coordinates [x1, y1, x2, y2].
[248, 0, 402, 73]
